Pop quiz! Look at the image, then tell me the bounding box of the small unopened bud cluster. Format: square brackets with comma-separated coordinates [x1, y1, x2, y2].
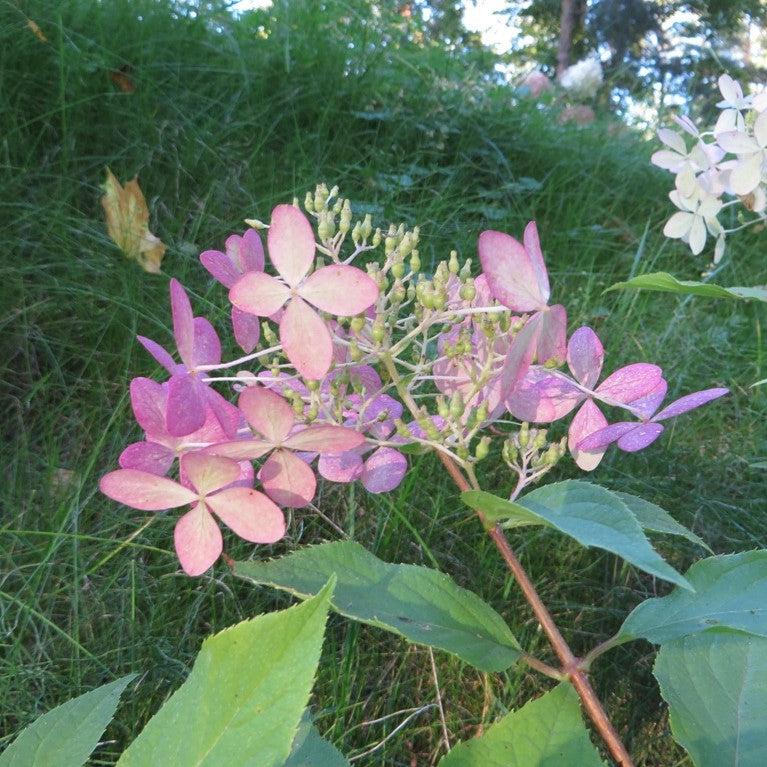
[502, 422, 567, 484]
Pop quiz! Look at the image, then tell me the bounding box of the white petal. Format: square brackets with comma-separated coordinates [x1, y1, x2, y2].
[674, 165, 697, 197]
[658, 128, 687, 154]
[716, 130, 759, 154]
[755, 110, 767, 148]
[730, 153, 763, 195]
[698, 194, 723, 219]
[714, 235, 726, 264]
[651, 150, 684, 171]
[688, 216, 707, 255]
[718, 74, 739, 104]
[752, 92, 767, 113]
[664, 211, 693, 239]
[673, 114, 699, 137]
[714, 109, 738, 135]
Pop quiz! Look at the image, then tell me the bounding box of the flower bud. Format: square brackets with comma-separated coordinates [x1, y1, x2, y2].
[391, 258, 405, 279]
[502, 440, 518, 465]
[292, 196, 300, 208]
[314, 183, 329, 211]
[409, 250, 421, 273]
[459, 279, 476, 301]
[518, 422, 530, 448]
[304, 192, 314, 213]
[362, 214, 373, 240]
[533, 430, 548, 450]
[448, 250, 459, 274]
[459, 259, 472, 280]
[399, 232, 413, 257]
[474, 436, 491, 461]
[262, 322, 278, 346]
[371, 320, 386, 343]
[305, 403, 319, 421]
[475, 402, 489, 424]
[244, 218, 268, 229]
[449, 392, 465, 419]
[437, 396, 449, 419]
[391, 279, 407, 303]
[332, 198, 343, 215]
[352, 221, 361, 244]
[372, 228, 382, 247]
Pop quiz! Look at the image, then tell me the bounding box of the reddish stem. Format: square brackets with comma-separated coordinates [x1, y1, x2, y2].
[438, 452, 634, 767]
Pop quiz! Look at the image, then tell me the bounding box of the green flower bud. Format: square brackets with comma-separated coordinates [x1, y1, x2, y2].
[292, 196, 300, 208]
[437, 397, 449, 419]
[502, 440, 518, 465]
[448, 250, 459, 274]
[459, 279, 476, 301]
[350, 315, 366, 333]
[391, 279, 407, 303]
[475, 402, 489, 424]
[305, 403, 319, 421]
[391, 258, 405, 279]
[244, 218, 268, 229]
[409, 250, 421, 273]
[474, 436, 492, 461]
[459, 259, 472, 279]
[399, 232, 413, 257]
[262, 322, 278, 346]
[371, 320, 385, 343]
[362, 214, 373, 240]
[372, 228, 382, 247]
[449, 391, 465, 419]
[518, 422, 530, 448]
[533, 430, 548, 450]
[350, 339, 362, 361]
[304, 192, 314, 213]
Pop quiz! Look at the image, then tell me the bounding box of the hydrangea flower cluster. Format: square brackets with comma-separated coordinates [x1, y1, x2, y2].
[559, 57, 604, 100]
[653, 73, 767, 262]
[100, 185, 728, 575]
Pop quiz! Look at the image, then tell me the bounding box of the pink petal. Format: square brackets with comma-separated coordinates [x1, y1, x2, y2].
[318, 450, 365, 483]
[192, 317, 221, 368]
[206, 487, 286, 543]
[129, 377, 167, 434]
[136, 336, 176, 375]
[577, 422, 639, 452]
[237, 229, 265, 272]
[203, 387, 242, 439]
[617, 423, 665, 452]
[229, 271, 291, 317]
[536, 304, 567, 364]
[506, 368, 583, 422]
[166, 373, 206, 437]
[204, 439, 273, 460]
[200, 248, 241, 288]
[361, 448, 407, 493]
[298, 264, 380, 315]
[180, 453, 241, 495]
[625, 380, 668, 419]
[170, 279, 196, 368]
[653, 387, 729, 422]
[119, 441, 175, 475]
[497, 313, 542, 401]
[594, 363, 663, 405]
[259, 448, 316, 508]
[478, 229, 547, 312]
[567, 326, 604, 388]
[568, 400, 608, 471]
[279, 297, 333, 380]
[283, 424, 365, 453]
[267, 204, 315, 287]
[232, 307, 261, 353]
[522, 221, 551, 305]
[100, 469, 197, 510]
[174, 502, 222, 576]
[239, 385, 295, 442]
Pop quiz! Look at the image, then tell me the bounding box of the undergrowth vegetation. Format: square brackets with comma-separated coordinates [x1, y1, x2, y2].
[1, 1, 764, 764]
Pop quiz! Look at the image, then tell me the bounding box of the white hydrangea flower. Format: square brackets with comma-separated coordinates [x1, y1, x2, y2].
[664, 187, 723, 256]
[559, 58, 603, 100]
[715, 74, 750, 135]
[716, 110, 767, 195]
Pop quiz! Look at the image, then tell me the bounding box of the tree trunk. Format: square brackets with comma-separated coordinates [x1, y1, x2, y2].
[557, 0, 577, 76]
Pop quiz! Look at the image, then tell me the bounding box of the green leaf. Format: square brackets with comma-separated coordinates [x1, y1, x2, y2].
[233, 541, 521, 672]
[0, 675, 134, 767]
[286, 713, 349, 767]
[461, 490, 543, 530]
[117, 578, 335, 767]
[463, 481, 691, 590]
[437, 683, 604, 766]
[655, 632, 767, 766]
[620, 551, 767, 644]
[613, 492, 712, 552]
[605, 272, 767, 302]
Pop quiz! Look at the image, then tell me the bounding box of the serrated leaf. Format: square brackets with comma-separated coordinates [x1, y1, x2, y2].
[605, 272, 767, 302]
[233, 541, 521, 672]
[117, 578, 335, 767]
[463, 481, 690, 589]
[614, 492, 711, 552]
[0, 675, 134, 767]
[286, 712, 349, 766]
[655, 632, 767, 766]
[621, 551, 767, 644]
[437, 683, 604, 766]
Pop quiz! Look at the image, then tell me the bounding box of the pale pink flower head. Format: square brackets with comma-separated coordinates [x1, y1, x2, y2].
[206, 385, 366, 507]
[229, 205, 379, 379]
[100, 453, 285, 576]
[577, 384, 729, 456]
[200, 229, 265, 353]
[521, 69, 552, 98]
[137, 279, 238, 438]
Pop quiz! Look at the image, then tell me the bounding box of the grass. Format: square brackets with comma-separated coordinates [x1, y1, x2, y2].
[1, 1, 765, 764]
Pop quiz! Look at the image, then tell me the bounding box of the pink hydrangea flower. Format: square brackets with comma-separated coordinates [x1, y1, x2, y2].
[200, 229, 265, 353]
[119, 377, 251, 482]
[206, 385, 366, 507]
[100, 453, 285, 576]
[506, 326, 663, 470]
[577, 383, 729, 455]
[137, 279, 237, 438]
[229, 205, 379, 379]
[478, 222, 567, 399]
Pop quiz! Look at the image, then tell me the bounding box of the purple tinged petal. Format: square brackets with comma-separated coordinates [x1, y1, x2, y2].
[536, 304, 567, 364]
[577, 422, 638, 452]
[568, 400, 608, 471]
[594, 363, 663, 405]
[119, 441, 175, 475]
[616, 423, 665, 452]
[136, 336, 176, 375]
[170, 279, 196, 367]
[192, 317, 221, 368]
[236, 229, 265, 272]
[653, 387, 729, 422]
[129, 377, 167, 433]
[100, 469, 197, 510]
[231, 307, 261, 353]
[497, 313, 542, 401]
[522, 221, 551, 306]
[505, 368, 583, 422]
[567, 326, 604, 387]
[318, 449, 365, 483]
[200, 248, 241, 288]
[166, 373, 206, 436]
[626, 379, 668, 419]
[361, 447, 407, 493]
[203, 386, 242, 439]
